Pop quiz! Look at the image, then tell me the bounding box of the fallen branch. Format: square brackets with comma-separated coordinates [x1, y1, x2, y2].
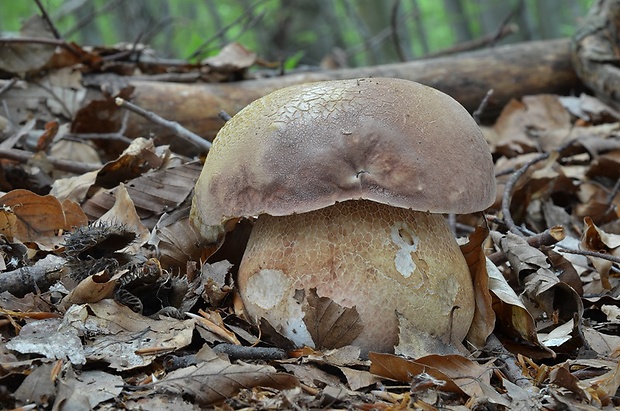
[0, 147, 100, 174]
[115, 97, 212, 152]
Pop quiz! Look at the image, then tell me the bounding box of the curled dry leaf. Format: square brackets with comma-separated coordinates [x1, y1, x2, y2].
[486, 259, 550, 355]
[460, 226, 495, 349]
[581, 217, 620, 288]
[60, 269, 126, 309]
[81, 152, 200, 227]
[149, 206, 208, 269]
[202, 42, 257, 71]
[0, 189, 87, 250]
[551, 359, 620, 407]
[96, 183, 150, 252]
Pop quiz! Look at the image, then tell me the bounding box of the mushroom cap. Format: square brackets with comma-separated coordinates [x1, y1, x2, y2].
[191, 78, 495, 238]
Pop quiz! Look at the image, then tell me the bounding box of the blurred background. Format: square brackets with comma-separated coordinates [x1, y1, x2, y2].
[1, 0, 593, 69]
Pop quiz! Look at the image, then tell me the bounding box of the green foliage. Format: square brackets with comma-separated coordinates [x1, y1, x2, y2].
[0, 0, 596, 68]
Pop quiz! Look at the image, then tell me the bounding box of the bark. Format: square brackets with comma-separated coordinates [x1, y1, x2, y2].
[571, 0, 620, 111]
[124, 38, 580, 150]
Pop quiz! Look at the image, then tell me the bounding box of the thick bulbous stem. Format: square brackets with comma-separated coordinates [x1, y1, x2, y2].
[237, 200, 475, 355]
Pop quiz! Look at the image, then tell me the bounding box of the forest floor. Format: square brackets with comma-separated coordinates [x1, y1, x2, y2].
[1, 14, 620, 411]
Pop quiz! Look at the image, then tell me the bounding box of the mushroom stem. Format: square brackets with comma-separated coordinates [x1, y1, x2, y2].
[237, 200, 475, 355]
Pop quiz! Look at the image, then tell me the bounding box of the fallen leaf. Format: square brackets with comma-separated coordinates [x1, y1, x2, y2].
[0, 15, 56, 75]
[154, 355, 298, 406]
[460, 226, 495, 348]
[369, 352, 493, 398]
[0, 189, 87, 250]
[62, 300, 195, 370]
[486, 259, 550, 355]
[6, 318, 86, 365]
[96, 183, 150, 252]
[302, 288, 363, 349]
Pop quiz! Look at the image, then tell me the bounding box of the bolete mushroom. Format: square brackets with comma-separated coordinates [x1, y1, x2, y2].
[190, 78, 495, 355]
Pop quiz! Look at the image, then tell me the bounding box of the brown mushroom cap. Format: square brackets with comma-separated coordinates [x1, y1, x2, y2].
[191, 78, 495, 240]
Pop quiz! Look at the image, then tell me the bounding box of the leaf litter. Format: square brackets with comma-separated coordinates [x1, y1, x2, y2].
[1, 14, 620, 411]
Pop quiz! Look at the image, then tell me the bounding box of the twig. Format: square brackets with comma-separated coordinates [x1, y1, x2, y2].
[212, 343, 286, 360]
[391, 0, 407, 62]
[606, 176, 620, 205]
[34, 0, 62, 39]
[422, 23, 518, 59]
[187, 0, 268, 60]
[0, 78, 18, 99]
[501, 153, 550, 236]
[0, 37, 81, 57]
[66, 110, 133, 144]
[488, 226, 566, 266]
[485, 333, 535, 390]
[557, 247, 620, 265]
[218, 110, 232, 122]
[473, 89, 494, 125]
[0, 147, 100, 174]
[114, 97, 211, 151]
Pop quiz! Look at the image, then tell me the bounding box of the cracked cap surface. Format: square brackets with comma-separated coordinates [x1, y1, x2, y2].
[190, 77, 496, 240]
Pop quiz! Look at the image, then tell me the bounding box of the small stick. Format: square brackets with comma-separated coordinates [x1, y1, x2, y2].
[606, 176, 620, 205]
[473, 89, 494, 125]
[485, 333, 535, 390]
[218, 110, 232, 122]
[0, 78, 18, 99]
[501, 153, 550, 236]
[0, 147, 99, 174]
[115, 97, 211, 151]
[212, 343, 286, 360]
[34, 0, 62, 39]
[488, 226, 565, 266]
[390, 0, 407, 62]
[556, 247, 620, 265]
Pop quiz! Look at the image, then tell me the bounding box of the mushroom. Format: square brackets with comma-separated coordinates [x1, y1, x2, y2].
[190, 78, 495, 355]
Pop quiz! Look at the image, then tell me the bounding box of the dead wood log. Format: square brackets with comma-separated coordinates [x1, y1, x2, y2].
[571, 0, 620, 111]
[0, 38, 580, 156]
[125, 38, 579, 151]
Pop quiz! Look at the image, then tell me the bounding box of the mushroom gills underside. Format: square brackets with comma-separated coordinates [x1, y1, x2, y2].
[237, 199, 475, 355]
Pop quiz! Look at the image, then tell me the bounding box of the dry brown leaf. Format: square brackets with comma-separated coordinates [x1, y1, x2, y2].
[54, 369, 124, 411]
[494, 95, 572, 157]
[96, 183, 150, 252]
[369, 352, 493, 398]
[0, 189, 87, 249]
[149, 207, 207, 269]
[395, 312, 462, 358]
[581, 217, 620, 288]
[486, 259, 549, 354]
[302, 288, 363, 350]
[460, 226, 495, 348]
[0, 15, 56, 75]
[154, 356, 299, 406]
[202, 42, 257, 70]
[13, 361, 56, 405]
[82, 156, 199, 227]
[60, 269, 125, 308]
[582, 327, 620, 357]
[62, 300, 196, 370]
